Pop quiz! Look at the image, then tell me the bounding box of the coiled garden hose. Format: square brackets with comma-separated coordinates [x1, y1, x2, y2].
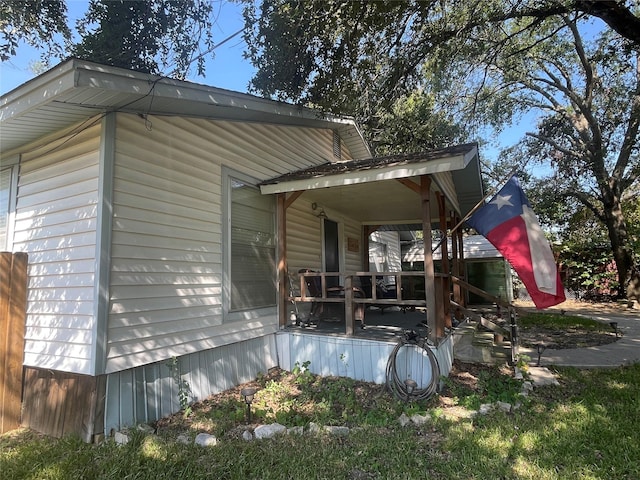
[385, 330, 440, 402]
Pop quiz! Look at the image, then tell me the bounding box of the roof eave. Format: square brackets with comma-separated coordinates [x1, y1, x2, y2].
[1, 59, 371, 158]
[259, 147, 476, 195]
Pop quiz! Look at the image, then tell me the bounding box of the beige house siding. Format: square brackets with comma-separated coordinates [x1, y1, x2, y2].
[106, 114, 347, 373]
[14, 123, 101, 374]
[343, 220, 362, 273]
[285, 197, 323, 273]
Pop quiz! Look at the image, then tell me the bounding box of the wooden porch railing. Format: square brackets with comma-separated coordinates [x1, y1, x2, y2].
[288, 270, 521, 364]
[0, 252, 28, 434]
[290, 271, 447, 337]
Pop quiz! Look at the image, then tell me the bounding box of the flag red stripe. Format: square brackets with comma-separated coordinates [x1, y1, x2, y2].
[487, 216, 565, 308]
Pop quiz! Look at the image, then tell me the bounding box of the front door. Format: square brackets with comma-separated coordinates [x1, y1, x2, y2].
[323, 218, 340, 288]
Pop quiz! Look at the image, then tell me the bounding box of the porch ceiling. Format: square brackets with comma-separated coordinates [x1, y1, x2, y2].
[260, 143, 484, 224]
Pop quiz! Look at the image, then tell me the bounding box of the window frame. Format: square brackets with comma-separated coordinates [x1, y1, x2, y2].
[0, 159, 19, 251]
[221, 166, 277, 322]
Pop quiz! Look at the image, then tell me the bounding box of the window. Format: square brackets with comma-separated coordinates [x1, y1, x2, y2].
[0, 166, 15, 250]
[224, 170, 276, 313]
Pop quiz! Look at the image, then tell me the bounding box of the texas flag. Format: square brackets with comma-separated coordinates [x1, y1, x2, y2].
[466, 176, 565, 309]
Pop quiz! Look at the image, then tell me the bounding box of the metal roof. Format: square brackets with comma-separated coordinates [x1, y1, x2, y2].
[0, 58, 370, 158]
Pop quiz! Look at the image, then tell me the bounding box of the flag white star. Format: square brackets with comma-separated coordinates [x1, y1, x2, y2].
[490, 194, 513, 209]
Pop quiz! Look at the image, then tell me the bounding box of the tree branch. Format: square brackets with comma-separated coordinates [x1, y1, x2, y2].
[574, 0, 640, 46]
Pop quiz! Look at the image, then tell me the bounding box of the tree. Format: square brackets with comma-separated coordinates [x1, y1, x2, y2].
[1, 0, 218, 79]
[1, 0, 70, 61]
[485, 18, 639, 301]
[367, 91, 463, 155]
[243, 1, 640, 109]
[243, 1, 640, 300]
[72, 0, 215, 78]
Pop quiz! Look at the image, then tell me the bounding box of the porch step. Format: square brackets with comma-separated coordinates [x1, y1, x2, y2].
[472, 332, 495, 347]
[452, 321, 512, 365]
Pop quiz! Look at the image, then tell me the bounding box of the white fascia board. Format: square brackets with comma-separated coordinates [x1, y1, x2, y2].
[0, 61, 78, 122]
[72, 62, 357, 128]
[260, 150, 474, 195]
[1, 58, 363, 135]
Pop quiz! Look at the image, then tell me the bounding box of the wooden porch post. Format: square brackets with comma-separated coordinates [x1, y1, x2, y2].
[451, 214, 462, 305]
[277, 193, 288, 328]
[457, 224, 466, 307]
[345, 275, 355, 335]
[420, 176, 439, 340]
[437, 193, 451, 329]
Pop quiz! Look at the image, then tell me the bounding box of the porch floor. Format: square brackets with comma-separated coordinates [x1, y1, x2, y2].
[283, 307, 432, 343]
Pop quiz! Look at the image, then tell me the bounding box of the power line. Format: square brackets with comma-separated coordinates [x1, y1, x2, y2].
[165, 27, 245, 79]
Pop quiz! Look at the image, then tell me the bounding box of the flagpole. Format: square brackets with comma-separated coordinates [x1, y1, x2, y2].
[431, 165, 520, 254]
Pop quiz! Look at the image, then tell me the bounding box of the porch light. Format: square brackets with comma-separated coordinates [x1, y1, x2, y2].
[241, 387, 257, 423]
[311, 202, 327, 218]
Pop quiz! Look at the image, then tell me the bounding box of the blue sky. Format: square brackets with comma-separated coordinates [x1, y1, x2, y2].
[0, 1, 256, 95]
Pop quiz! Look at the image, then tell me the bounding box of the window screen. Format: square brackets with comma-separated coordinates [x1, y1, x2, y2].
[229, 177, 276, 311]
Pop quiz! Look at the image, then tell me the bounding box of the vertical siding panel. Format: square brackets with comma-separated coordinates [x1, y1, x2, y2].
[104, 335, 278, 433]
[277, 332, 449, 385]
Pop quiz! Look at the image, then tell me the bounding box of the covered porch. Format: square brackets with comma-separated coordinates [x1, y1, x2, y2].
[260, 143, 486, 379]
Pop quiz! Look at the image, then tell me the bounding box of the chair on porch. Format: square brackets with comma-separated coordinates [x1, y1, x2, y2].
[298, 269, 366, 327]
[358, 275, 399, 314]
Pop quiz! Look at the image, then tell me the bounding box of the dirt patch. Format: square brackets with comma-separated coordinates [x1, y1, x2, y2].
[518, 324, 619, 349]
[153, 360, 502, 439]
[514, 298, 636, 317]
[514, 299, 626, 349]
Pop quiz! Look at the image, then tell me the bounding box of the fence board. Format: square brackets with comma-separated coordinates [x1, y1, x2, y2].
[0, 252, 28, 434]
[22, 367, 104, 442]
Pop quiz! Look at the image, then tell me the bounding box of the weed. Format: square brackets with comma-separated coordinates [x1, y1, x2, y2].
[292, 360, 314, 386]
[165, 357, 193, 418]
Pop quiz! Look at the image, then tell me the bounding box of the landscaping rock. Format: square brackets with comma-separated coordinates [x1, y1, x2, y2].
[176, 434, 190, 444]
[195, 433, 218, 447]
[496, 401, 512, 413]
[308, 422, 321, 434]
[325, 426, 349, 436]
[528, 366, 560, 386]
[398, 413, 411, 427]
[137, 423, 155, 434]
[254, 423, 286, 439]
[410, 414, 429, 426]
[242, 430, 253, 441]
[114, 431, 129, 445]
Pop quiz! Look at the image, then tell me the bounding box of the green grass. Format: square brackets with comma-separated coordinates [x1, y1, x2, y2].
[518, 312, 611, 332]
[2, 364, 640, 479]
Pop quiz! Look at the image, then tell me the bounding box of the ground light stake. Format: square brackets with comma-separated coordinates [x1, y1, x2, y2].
[241, 387, 256, 423]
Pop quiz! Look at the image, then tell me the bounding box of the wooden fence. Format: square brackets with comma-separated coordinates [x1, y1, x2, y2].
[0, 252, 27, 434]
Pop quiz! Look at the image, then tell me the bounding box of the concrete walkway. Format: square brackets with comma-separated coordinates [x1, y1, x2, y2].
[520, 307, 640, 368]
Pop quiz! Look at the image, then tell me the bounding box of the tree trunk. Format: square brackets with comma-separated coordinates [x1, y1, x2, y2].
[603, 198, 638, 301]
